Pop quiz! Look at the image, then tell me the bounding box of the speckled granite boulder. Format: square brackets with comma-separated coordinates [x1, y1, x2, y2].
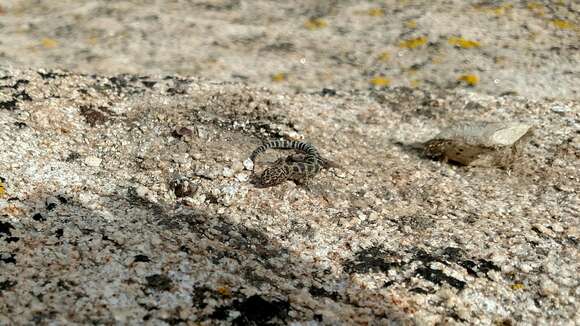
[0, 69, 578, 325]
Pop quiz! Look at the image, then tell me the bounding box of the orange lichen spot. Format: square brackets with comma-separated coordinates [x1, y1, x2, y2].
[41, 38, 58, 49]
[377, 51, 390, 62]
[369, 76, 391, 87]
[511, 283, 525, 290]
[458, 74, 479, 86]
[271, 72, 287, 82]
[448, 36, 481, 49]
[304, 18, 328, 30]
[217, 286, 231, 297]
[367, 8, 385, 17]
[399, 36, 428, 49]
[404, 20, 417, 29]
[551, 19, 573, 29]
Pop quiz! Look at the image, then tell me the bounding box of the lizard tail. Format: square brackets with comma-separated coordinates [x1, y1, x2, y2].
[250, 140, 319, 161]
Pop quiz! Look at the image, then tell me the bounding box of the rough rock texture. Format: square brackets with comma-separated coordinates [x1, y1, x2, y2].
[1, 69, 578, 325]
[0, 0, 578, 99]
[0, 1, 579, 325]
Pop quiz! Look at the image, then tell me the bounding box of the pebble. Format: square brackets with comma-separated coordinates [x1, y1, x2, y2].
[170, 177, 197, 198]
[219, 185, 238, 206]
[551, 105, 570, 114]
[231, 161, 244, 172]
[243, 158, 254, 170]
[235, 173, 249, 182]
[85, 156, 102, 167]
[540, 279, 558, 296]
[134, 185, 158, 203]
[222, 167, 234, 178]
[171, 153, 189, 164]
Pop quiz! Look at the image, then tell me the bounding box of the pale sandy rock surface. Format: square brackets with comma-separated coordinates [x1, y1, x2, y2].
[0, 0, 578, 98]
[0, 1, 579, 325]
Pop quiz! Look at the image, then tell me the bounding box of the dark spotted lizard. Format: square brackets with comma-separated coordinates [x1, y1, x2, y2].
[249, 140, 337, 187]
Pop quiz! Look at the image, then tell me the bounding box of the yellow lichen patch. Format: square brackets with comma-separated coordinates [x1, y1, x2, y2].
[474, 4, 513, 16]
[448, 36, 481, 49]
[404, 20, 417, 29]
[458, 74, 479, 86]
[551, 19, 574, 29]
[367, 8, 385, 17]
[271, 72, 287, 82]
[304, 18, 328, 30]
[41, 38, 58, 49]
[87, 36, 99, 46]
[377, 51, 390, 62]
[410, 80, 421, 88]
[369, 76, 391, 87]
[0, 181, 5, 197]
[399, 36, 428, 49]
[527, 2, 545, 16]
[217, 286, 231, 297]
[511, 283, 525, 290]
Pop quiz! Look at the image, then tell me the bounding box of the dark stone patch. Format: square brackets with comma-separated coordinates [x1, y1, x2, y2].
[32, 213, 46, 222]
[192, 286, 210, 309]
[0, 253, 16, 264]
[344, 246, 402, 274]
[321, 88, 336, 96]
[170, 177, 197, 198]
[55, 228, 64, 238]
[14, 121, 27, 128]
[383, 280, 396, 288]
[15, 90, 32, 101]
[179, 245, 191, 254]
[5, 237, 19, 243]
[0, 79, 29, 89]
[46, 201, 57, 211]
[141, 80, 157, 88]
[212, 295, 289, 325]
[0, 221, 14, 236]
[411, 248, 450, 267]
[309, 286, 340, 301]
[79, 105, 109, 127]
[145, 274, 173, 291]
[57, 279, 72, 290]
[0, 279, 17, 292]
[57, 195, 68, 204]
[66, 152, 81, 162]
[415, 267, 466, 290]
[441, 247, 465, 261]
[162, 317, 187, 325]
[38, 70, 68, 79]
[134, 254, 151, 263]
[0, 99, 18, 110]
[172, 126, 194, 138]
[458, 259, 500, 277]
[409, 287, 431, 294]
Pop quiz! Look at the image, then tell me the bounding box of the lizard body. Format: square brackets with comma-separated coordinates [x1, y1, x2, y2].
[249, 140, 336, 187]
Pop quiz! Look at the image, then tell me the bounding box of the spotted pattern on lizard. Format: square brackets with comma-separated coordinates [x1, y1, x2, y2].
[249, 140, 337, 187]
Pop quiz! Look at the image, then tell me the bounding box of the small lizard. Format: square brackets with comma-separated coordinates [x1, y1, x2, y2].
[249, 140, 338, 187]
